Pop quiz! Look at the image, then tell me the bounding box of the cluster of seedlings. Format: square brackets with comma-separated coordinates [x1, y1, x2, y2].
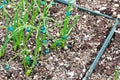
[0, 0, 79, 77]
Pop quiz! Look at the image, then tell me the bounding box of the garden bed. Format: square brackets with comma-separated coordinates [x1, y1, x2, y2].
[0, 0, 120, 80]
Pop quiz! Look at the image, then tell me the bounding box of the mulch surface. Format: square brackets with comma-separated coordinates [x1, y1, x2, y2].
[0, 0, 120, 80]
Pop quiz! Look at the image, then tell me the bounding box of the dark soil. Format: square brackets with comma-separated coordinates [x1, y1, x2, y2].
[0, 0, 120, 80]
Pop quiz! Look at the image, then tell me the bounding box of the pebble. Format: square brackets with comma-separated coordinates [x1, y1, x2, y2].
[114, 4, 119, 7]
[106, 56, 112, 61]
[52, 77, 58, 80]
[60, 62, 64, 66]
[46, 65, 51, 70]
[56, 32, 60, 37]
[82, 15, 87, 19]
[74, 57, 80, 61]
[67, 71, 74, 77]
[112, 12, 117, 17]
[117, 14, 120, 18]
[7, 5, 11, 8]
[33, 75, 38, 79]
[106, 69, 112, 76]
[64, 46, 68, 50]
[54, 57, 58, 61]
[113, 0, 118, 2]
[48, 57, 53, 60]
[115, 50, 120, 54]
[99, 7, 107, 11]
[112, 7, 117, 11]
[97, 19, 101, 23]
[28, 44, 31, 48]
[0, 22, 2, 25]
[51, 67, 54, 70]
[0, 1, 119, 80]
[80, 74, 83, 78]
[82, 68, 86, 72]
[47, 0, 51, 1]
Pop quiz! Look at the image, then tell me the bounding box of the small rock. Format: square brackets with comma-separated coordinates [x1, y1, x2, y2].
[106, 56, 112, 61]
[60, 63, 64, 66]
[82, 15, 87, 19]
[64, 46, 68, 50]
[113, 0, 118, 2]
[7, 5, 11, 8]
[56, 32, 60, 37]
[112, 12, 117, 17]
[47, 0, 51, 1]
[74, 57, 80, 61]
[67, 71, 74, 77]
[54, 57, 58, 61]
[0, 22, 2, 25]
[112, 7, 117, 11]
[97, 20, 101, 23]
[48, 56, 53, 60]
[82, 68, 86, 72]
[114, 4, 119, 7]
[52, 77, 58, 80]
[116, 50, 120, 54]
[33, 75, 38, 79]
[51, 67, 54, 70]
[106, 69, 112, 76]
[99, 7, 107, 11]
[117, 14, 120, 18]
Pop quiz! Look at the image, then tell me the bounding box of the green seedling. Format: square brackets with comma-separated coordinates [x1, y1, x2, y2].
[115, 69, 119, 80]
[0, 0, 7, 9]
[51, 3, 80, 48]
[26, 69, 31, 77]
[0, 0, 80, 77]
